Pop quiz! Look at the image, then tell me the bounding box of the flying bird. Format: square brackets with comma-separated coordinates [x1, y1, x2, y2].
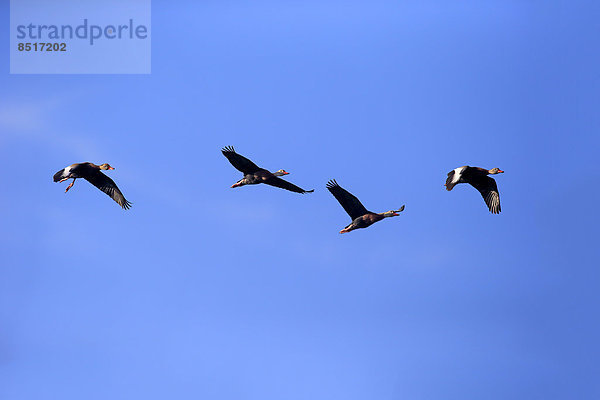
[53, 162, 132, 209]
[445, 166, 503, 214]
[222, 146, 314, 194]
[326, 179, 404, 234]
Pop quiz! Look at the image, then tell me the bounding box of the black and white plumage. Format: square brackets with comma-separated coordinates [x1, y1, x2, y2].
[445, 166, 503, 214]
[53, 162, 132, 209]
[326, 179, 405, 234]
[221, 146, 314, 194]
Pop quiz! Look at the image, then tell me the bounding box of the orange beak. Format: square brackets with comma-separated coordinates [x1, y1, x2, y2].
[498, 169, 504, 173]
[282, 171, 290, 175]
[108, 167, 115, 170]
[392, 212, 399, 216]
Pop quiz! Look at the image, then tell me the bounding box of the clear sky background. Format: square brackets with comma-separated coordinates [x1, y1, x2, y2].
[1, 1, 599, 399]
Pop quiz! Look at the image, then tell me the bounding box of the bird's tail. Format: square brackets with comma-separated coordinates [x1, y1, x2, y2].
[53, 169, 65, 182]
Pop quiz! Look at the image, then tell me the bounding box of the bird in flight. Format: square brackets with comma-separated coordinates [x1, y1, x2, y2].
[326, 179, 404, 234]
[445, 166, 503, 214]
[53, 162, 132, 209]
[222, 146, 314, 194]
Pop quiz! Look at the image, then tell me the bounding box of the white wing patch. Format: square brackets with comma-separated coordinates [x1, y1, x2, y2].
[61, 165, 72, 178]
[452, 166, 465, 183]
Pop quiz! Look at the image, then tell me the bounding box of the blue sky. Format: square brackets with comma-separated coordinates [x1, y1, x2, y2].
[1, 1, 599, 399]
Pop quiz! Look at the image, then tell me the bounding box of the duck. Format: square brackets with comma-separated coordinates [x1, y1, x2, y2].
[445, 166, 503, 214]
[326, 179, 405, 234]
[222, 146, 314, 194]
[53, 162, 132, 209]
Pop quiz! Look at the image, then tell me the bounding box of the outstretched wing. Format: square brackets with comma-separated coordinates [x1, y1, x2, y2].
[326, 179, 368, 220]
[469, 176, 501, 214]
[53, 168, 66, 182]
[264, 177, 314, 194]
[445, 170, 457, 191]
[84, 171, 132, 210]
[445, 166, 467, 191]
[221, 146, 261, 174]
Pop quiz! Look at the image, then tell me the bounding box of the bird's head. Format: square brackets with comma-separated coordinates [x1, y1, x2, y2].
[382, 205, 405, 218]
[273, 169, 289, 176]
[99, 163, 115, 170]
[489, 167, 504, 174]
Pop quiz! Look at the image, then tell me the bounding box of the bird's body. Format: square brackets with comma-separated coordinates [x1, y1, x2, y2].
[53, 163, 97, 182]
[221, 146, 314, 194]
[53, 162, 132, 209]
[344, 213, 385, 231]
[234, 169, 283, 186]
[445, 166, 503, 214]
[326, 180, 404, 234]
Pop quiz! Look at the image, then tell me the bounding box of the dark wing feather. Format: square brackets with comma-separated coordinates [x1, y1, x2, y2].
[53, 169, 65, 182]
[264, 177, 314, 194]
[221, 146, 262, 174]
[326, 180, 369, 220]
[445, 170, 456, 191]
[84, 171, 132, 210]
[469, 176, 501, 214]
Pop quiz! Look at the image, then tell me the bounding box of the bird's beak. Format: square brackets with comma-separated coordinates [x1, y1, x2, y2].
[283, 171, 290, 175]
[392, 212, 399, 216]
[498, 170, 504, 173]
[108, 167, 115, 170]
[339, 230, 346, 234]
